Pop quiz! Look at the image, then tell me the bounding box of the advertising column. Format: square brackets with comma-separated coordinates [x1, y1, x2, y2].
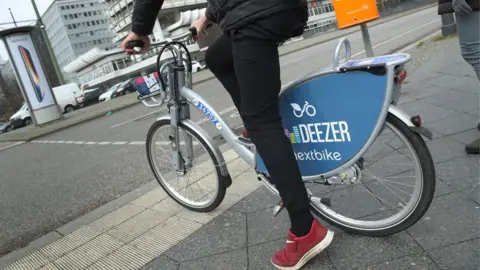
[1, 27, 62, 126]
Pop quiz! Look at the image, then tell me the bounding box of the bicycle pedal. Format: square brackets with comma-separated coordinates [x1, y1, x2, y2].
[272, 201, 284, 217]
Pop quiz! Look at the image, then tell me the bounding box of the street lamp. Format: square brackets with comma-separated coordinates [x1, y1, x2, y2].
[30, 0, 65, 85]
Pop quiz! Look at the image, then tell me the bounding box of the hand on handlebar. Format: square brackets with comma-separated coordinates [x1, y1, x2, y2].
[190, 16, 209, 40]
[120, 33, 151, 55]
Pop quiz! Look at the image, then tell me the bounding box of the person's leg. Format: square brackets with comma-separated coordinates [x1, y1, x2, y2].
[229, 9, 333, 269]
[205, 33, 243, 116]
[456, 11, 480, 154]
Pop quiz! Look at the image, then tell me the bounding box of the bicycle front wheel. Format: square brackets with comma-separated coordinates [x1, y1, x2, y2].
[308, 112, 436, 236]
[146, 119, 226, 212]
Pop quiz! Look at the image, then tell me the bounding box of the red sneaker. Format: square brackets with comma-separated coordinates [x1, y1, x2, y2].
[271, 219, 334, 270]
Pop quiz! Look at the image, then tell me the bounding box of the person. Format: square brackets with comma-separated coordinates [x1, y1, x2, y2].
[121, 0, 334, 269]
[438, 0, 479, 154]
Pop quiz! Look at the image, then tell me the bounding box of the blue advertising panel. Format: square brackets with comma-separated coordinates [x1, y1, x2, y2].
[256, 71, 388, 177]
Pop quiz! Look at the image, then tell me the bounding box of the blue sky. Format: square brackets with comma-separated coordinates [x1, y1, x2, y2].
[0, 0, 53, 60]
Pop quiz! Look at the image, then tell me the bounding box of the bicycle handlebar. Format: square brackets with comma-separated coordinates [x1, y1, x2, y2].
[126, 27, 197, 53]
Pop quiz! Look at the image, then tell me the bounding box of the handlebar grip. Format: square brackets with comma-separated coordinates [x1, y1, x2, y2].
[126, 40, 145, 53]
[189, 27, 198, 37]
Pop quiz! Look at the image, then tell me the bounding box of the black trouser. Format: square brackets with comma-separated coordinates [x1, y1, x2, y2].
[205, 9, 314, 235]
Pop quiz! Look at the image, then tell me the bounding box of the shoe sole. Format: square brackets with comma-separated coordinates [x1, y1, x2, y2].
[271, 230, 335, 270]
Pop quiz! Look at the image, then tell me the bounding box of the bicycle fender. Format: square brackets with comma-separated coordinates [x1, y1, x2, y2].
[388, 105, 434, 140]
[156, 116, 232, 185]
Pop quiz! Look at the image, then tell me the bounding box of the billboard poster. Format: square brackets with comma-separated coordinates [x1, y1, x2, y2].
[5, 33, 55, 110]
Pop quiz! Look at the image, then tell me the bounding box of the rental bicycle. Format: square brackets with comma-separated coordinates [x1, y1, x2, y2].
[128, 28, 436, 236]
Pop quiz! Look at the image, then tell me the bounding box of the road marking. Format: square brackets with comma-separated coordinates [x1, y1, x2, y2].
[110, 107, 167, 129]
[112, 141, 128, 145]
[0, 141, 26, 152]
[129, 141, 145, 145]
[349, 19, 441, 59]
[97, 142, 111, 145]
[280, 56, 305, 67]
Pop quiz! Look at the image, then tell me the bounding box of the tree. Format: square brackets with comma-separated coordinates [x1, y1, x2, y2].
[0, 71, 24, 121]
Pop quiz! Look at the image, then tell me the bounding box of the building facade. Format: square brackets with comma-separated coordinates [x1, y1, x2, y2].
[68, 0, 336, 86]
[42, 0, 116, 82]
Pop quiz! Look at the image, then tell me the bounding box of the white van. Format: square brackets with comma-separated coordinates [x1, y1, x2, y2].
[10, 103, 33, 126]
[52, 83, 85, 113]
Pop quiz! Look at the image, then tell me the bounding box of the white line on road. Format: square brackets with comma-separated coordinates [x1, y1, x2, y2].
[112, 141, 128, 145]
[280, 56, 305, 67]
[110, 107, 167, 129]
[0, 141, 26, 152]
[349, 19, 441, 59]
[129, 141, 145, 145]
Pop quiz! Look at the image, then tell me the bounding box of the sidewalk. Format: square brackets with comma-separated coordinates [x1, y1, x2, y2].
[2, 34, 479, 270]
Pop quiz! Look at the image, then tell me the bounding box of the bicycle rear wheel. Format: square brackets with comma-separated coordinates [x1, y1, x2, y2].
[146, 119, 226, 212]
[308, 112, 436, 236]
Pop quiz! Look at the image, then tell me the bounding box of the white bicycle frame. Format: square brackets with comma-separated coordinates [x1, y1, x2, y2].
[141, 34, 432, 189]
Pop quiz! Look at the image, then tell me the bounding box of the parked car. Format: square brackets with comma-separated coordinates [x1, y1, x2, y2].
[52, 83, 85, 113]
[99, 83, 122, 102]
[115, 78, 138, 96]
[10, 103, 33, 126]
[82, 87, 102, 107]
[0, 122, 12, 134]
[191, 61, 205, 73]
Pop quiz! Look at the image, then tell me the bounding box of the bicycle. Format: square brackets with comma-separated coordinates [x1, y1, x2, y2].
[128, 28, 436, 236]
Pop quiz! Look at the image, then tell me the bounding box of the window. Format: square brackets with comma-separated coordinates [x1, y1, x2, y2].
[69, 14, 74, 19]
[90, 31, 94, 36]
[87, 22, 90, 26]
[75, 4, 79, 8]
[84, 12, 88, 16]
[76, 33, 80, 37]
[72, 24, 77, 29]
[96, 20, 100, 24]
[74, 14, 78, 18]
[82, 22, 86, 27]
[88, 11, 92, 16]
[81, 4, 85, 7]
[64, 15, 68, 20]
[92, 21, 96, 26]
[61, 6, 65, 10]
[98, 39, 102, 44]
[66, 5, 70, 9]
[90, 2, 94, 6]
[93, 40, 97, 45]
[92, 11, 97, 16]
[70, 5, 74, 9]
[67, 25, 72, 30]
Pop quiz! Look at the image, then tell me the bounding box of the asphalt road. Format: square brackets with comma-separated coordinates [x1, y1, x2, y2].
[0, 6, 441, 256]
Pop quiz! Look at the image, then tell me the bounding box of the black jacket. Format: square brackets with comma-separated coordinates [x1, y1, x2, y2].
[132, 0, 307, 36]
[438, 0, 479, 14]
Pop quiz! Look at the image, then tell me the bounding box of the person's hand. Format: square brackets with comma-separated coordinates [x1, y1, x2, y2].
[190, 16, 208, 40]
[120, 32, 151, 55]
[452, 0, 472, 16]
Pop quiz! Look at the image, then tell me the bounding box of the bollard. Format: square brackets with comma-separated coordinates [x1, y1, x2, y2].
[440, 13, 457, 36]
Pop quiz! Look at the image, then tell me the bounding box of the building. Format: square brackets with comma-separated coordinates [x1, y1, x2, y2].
[42, 0, 116, 82]
[65, 0, 336, 87]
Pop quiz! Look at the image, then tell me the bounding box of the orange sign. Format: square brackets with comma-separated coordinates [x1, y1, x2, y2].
[332, 0, 380, 29]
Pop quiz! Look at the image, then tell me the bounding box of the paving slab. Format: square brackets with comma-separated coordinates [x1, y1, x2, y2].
[427, 238, 480, 270]
[406, 193, 480, 250]
[163, 210, 247, 262]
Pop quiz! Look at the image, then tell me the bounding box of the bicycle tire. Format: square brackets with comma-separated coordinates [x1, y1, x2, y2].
[310, 112, 436, 236]
[146, 119, 227, 212]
